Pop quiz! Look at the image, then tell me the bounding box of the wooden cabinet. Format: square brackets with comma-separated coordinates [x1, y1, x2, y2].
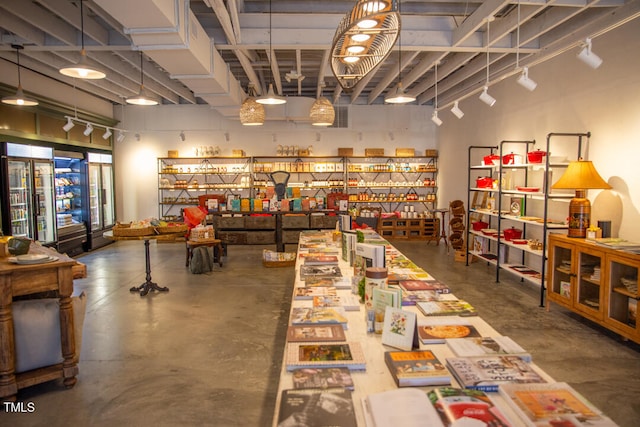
[547, 234, 640, 343]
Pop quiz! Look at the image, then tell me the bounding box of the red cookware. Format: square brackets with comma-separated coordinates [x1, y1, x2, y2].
[503, 227, 523, 241]
[502, 153, 523, 165]
[472, 221, 489, 231]
[483, 154, 500, 166]
[476, 177, 493, 188]
[527, 149, 547, 163]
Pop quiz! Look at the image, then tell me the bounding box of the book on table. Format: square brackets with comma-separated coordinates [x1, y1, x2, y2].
[362, 388, 444, 427]
[277, 388, 357, 427]
[285, 342, 366, 372]
[300, 264, 343, 280]
[291, 367, 354, 390]
[313, 294, 360, 311]
[446, 336, 532, 362]
[303, 254, 340, 265]
[294, 286, 337, 300]
[290, 307, 348, 329]
[446, 355, 547, 392]
[499, 382, 618, 427]
[416, 319, 482, 344]
[384, 349, 451, 387]
[399, 279, 451, 293]
[305, 277, 351, 289]
[416, 299, 477, 317]
[381, 306, 418, 351]
[427, 387, 513, 427]
[286, 324, 346, 342]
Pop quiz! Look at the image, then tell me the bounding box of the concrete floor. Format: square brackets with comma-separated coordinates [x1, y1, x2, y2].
[1, 240, 638, 426]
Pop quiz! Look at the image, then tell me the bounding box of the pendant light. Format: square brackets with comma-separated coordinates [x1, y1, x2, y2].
[59, 0, 107, 79]
[515, 1, 537, 91]
[479, 17, 496, 106]
[2, 45, 38, 106]
[310, 83, 335, 126]
[239, 84, 265, 126]
[256, 0, 286, 105]
[385, 1, 415, 104]
[126, 52, 159, 106]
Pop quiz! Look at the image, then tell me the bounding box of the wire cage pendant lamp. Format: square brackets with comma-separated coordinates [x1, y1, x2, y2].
[257, 0, 286, 105]
[126, 52, 159, 106]
[2, 45, 39, 106]
[59, 0, 106, 79]
[240, 84, 265, 126]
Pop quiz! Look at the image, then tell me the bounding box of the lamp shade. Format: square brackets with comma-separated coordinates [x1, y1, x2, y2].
[239, 97, 265, 126]
[551, 160, 611, 190]
[309, 97, 335, 126]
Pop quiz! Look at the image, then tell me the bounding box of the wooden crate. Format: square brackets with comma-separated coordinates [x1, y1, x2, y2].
[214, 215, 245, 229]
[246, 231, 276, 244]
[425, 149, 438, 157]
[282, 214, 309, 229]
[283, 230, 302, 244]
[422, 218, 440, 240]
[167, 150, 179, 158]
[245, 215, 276, 229]
[338, 147, 354, 156]
[365, 148, 384, 157]
[310, 214, 339, 229]
[217, 231, 247, 244]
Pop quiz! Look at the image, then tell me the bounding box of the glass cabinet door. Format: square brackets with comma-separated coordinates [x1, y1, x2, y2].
[34, 161, 56, 243]
[88, 163, 102, 231]
[101, 164, 114, 227]
[606, 254, 639, 336]
[549, 239, 574, 306]
[8, 160, 32, 237]
[575, 247, 605, 319]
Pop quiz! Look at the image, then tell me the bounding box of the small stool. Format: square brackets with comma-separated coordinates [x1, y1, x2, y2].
[433, 208, 448, 250]
[186, 238, 224, 268]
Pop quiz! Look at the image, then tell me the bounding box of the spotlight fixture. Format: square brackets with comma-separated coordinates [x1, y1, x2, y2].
[431, 110, 443, 126]
[517, 67, 537, 91]
[179, 131, 186, 141]
[331, 0, 399, 91]
[58, 0, 106, 79]
[256, 0, 287, 105]
[126, 52, 159, 106]
[240, 84, 265, 126]
[2, 45, 39, 106]
[83, 123, 94, 136]
[63, 117, 75, 132]
[102, 128, 112, 140]
[384, 1, 415, 104]
[577, 38, 602, 69]
[479, 86, 496, 107]
[450, 101, 464, 119]
[116, 131, 126, 143]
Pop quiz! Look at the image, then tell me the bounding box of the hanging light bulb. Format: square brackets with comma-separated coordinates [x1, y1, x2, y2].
[384, 1, 415, 104]
[256, 0, 287, 105]
[59, 0, 106, 79]
[2, 45, 39, 106]
[126, 52, 159, 105]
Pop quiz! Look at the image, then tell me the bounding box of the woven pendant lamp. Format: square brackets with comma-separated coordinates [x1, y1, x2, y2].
[310, 97, 335, 126]
[240, 86, 265, 126]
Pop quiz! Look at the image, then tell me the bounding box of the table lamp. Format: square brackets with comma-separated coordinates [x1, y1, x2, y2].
[551, 159, 611, 238]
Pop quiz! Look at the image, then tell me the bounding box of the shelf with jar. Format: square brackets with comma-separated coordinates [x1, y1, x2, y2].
[345, 156, 438, 213]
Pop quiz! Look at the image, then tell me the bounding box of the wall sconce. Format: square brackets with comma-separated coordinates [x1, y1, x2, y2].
[179, 131, 186, 141]
[577, 38, 602, 69]
[224, 132, 230, 142]
[102, 128, 112, 140]
[479, 86, 496, 106]
[63, 117, 75, 132]
[450, 101, 464, 119]
[431, 110, 443, 126]
[551, 159, 611, 238]
[517, 67, 537, 91]
[388, 131, 394, 141]
[83, 123, 94, 136]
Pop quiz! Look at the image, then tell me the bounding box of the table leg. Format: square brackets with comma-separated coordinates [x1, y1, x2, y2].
[130, 239, 169, 296]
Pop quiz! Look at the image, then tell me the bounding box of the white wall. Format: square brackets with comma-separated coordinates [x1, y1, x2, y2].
[114, 104, 438, 221]
[437, 21, 640, 241]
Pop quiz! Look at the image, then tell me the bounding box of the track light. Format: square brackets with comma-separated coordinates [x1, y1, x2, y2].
[450, 101, 464, 119]
[83, 123, 94, 136]
[116, 131, 126, 143]
[63, 117, 75, 132]
[479, 86, 496, 106]
[102, 128, 112, 140]
[577, 38, 602, 69]
[179, 131, 185, 141]
[517, 67, 537, 91]
[431, 110, 443, 126]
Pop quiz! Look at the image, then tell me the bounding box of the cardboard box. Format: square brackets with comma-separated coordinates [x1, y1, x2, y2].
[425, 149, 438, 157]
[395, 148, 415, 157]
[232, 149, 246, 157]
[365, 148, 384, 157]
[338, 147, 354, 156]
[167, 150, 179, 158]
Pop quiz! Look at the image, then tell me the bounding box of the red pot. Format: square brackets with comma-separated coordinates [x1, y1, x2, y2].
[503, 227, 523, 241]
[472, 221, 489, 231]
[527, 150, 547, 164]
[483, 154, 500, 166]
[502, 153, 523, 165]
[476, 177, 493, 188]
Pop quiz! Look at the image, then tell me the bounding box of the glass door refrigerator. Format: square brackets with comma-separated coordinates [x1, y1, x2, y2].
[87, 152, 115, 250]
[54, 150, 88, 256]
[1, 142, 56, 245]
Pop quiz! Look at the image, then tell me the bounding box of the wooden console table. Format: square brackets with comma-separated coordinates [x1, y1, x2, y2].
[0, 256, 78, 402]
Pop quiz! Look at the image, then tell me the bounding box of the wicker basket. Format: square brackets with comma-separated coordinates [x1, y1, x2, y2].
[155, 224, 188, 235]
[112, 224, 155, 237]
[262, 249, 296, 267]
[262, 259, 296, 268]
